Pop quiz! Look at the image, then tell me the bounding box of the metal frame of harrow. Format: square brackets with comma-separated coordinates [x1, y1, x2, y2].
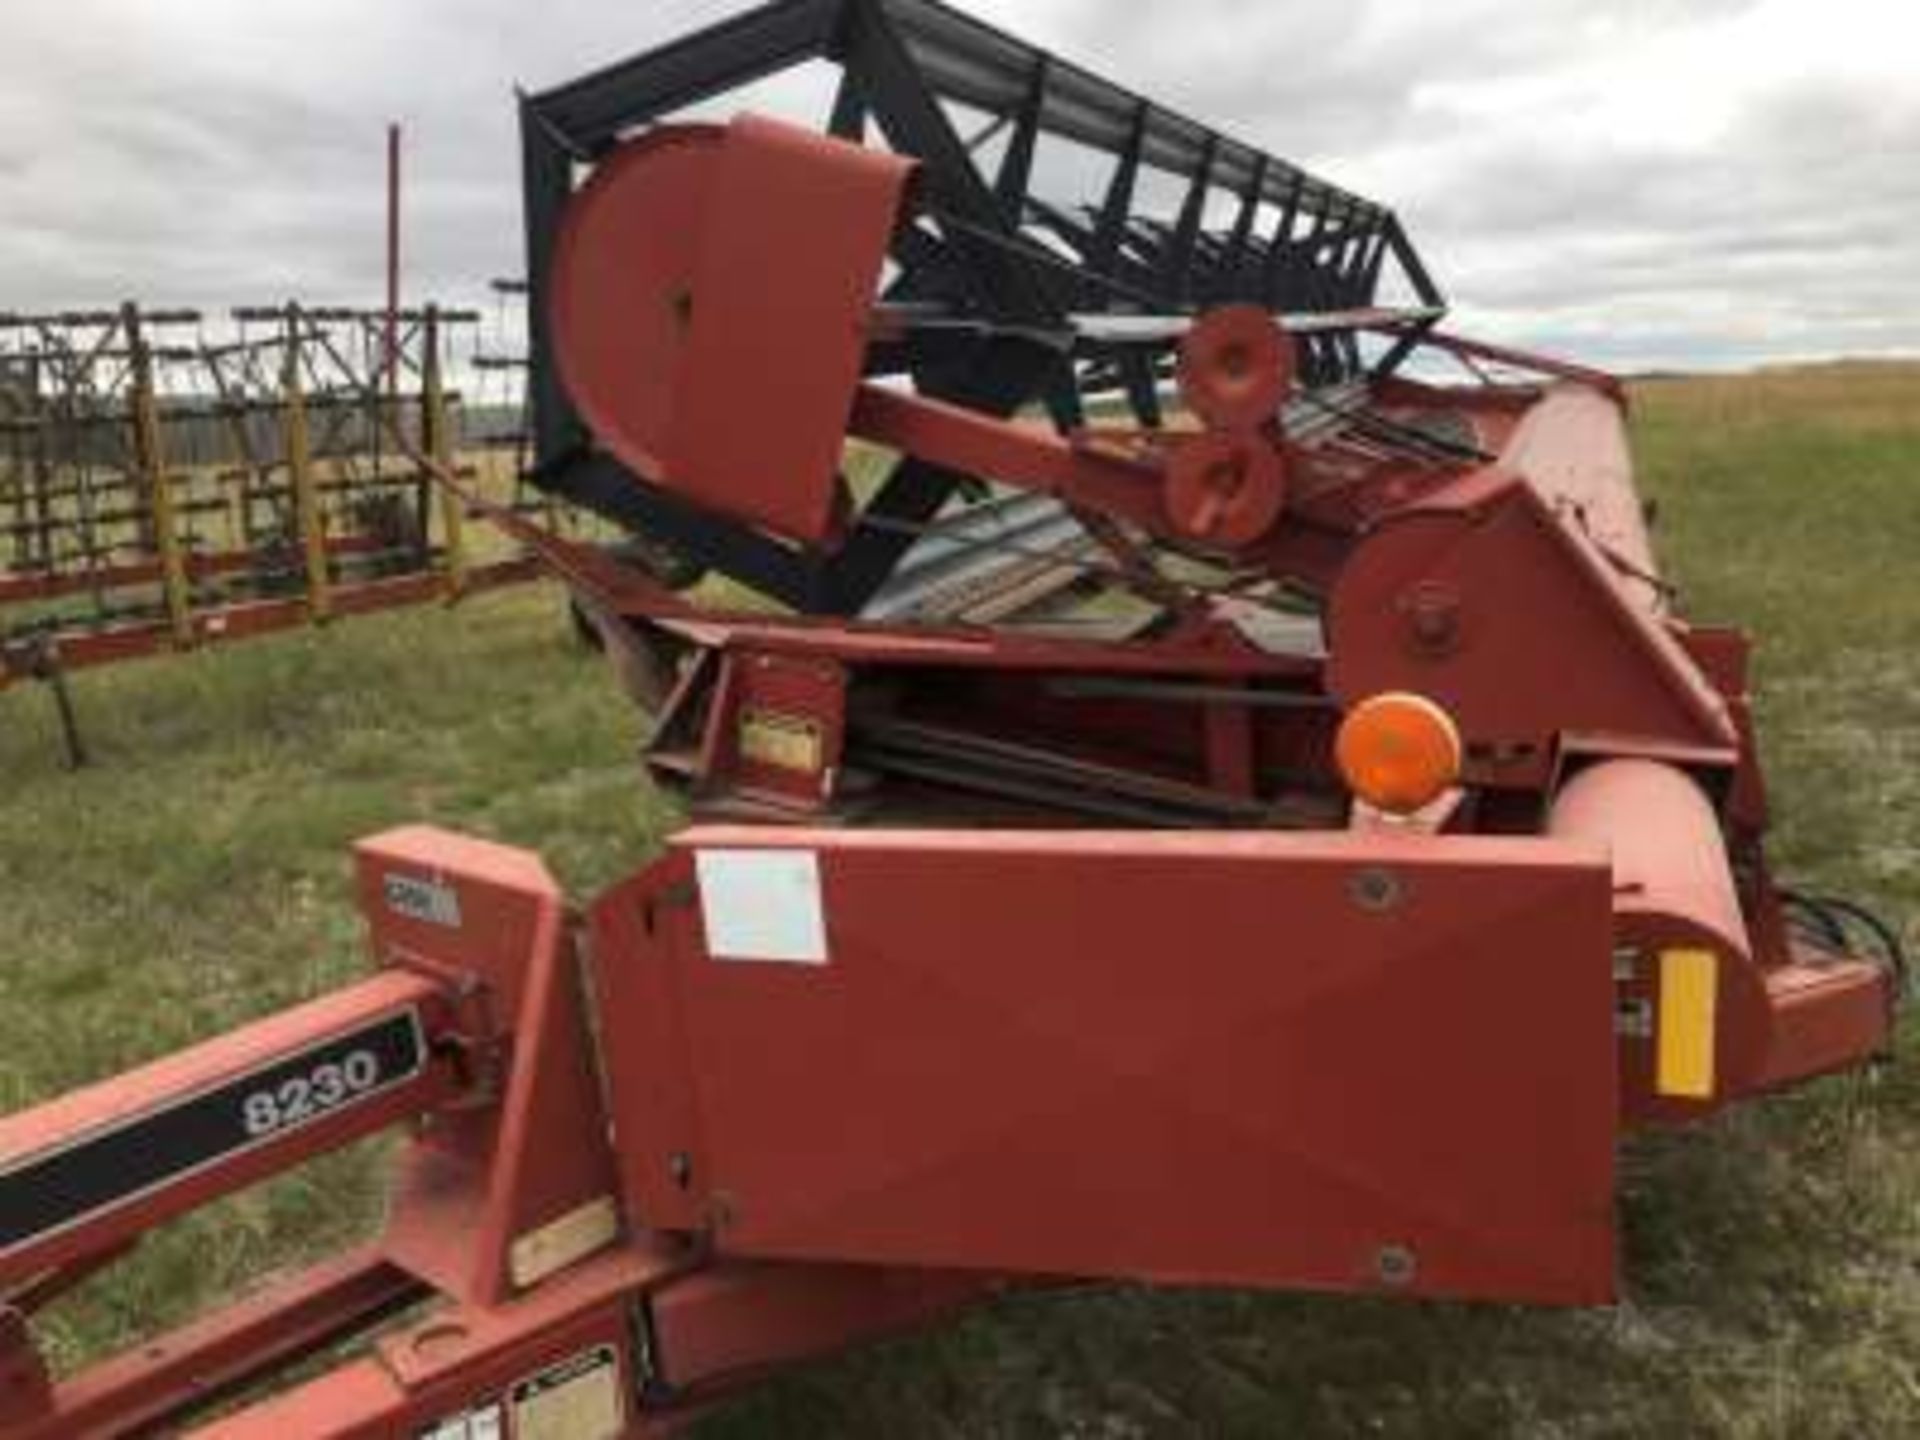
[0, 304, 542, 758]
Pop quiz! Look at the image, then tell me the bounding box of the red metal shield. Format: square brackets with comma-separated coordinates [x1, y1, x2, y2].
[596, 827, 1619, 1306]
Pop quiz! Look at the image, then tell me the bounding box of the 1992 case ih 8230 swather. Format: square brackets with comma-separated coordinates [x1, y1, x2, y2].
[0, 1, 1906, 1434]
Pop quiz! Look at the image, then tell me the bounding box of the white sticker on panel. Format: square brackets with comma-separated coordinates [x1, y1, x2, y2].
[510, 1345, 621, 1440]
[417, 1402, 502, 1440]
[694, 848, 829, 965]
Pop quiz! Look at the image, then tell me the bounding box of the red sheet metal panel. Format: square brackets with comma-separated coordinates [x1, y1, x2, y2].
[550, 126, 720, 488]
[1325, 468, 1737, 757]
[602, 827, 1620, 1306]
[1758, 951, 1895, 1091]
[1499, 383, 1655, 605]
[355, 827, 623, 1308]
[670, 116, 911, 544]
[1546, 759, 1893, 1121]
[551, 116, 912, 545]
[1548, 759, 1763, 1124]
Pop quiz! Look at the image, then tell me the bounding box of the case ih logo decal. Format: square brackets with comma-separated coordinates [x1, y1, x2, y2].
[384, 872, 464, 928]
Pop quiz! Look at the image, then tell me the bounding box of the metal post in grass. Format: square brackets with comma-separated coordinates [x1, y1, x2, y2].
[124, 302, 193, 649]
[5, 634, 88, 768]
[422, 303, 466, 596]
[281, 304, 332, 620]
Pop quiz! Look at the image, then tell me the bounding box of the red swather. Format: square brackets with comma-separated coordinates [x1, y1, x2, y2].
[0, 17, 1898, 1434]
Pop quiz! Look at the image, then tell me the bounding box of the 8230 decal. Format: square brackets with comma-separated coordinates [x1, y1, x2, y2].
[2, 1008, 427, 1254]
[240, 1048, 387, 1137]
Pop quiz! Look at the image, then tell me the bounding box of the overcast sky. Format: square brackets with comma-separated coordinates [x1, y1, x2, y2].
[0, 0, 1914, 370]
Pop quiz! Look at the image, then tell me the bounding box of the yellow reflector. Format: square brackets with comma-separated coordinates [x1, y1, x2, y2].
[1657, 948, 1718, 1099]
[1334, 692, 1464, 815]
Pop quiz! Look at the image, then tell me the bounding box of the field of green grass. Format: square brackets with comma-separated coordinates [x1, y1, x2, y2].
[3, 363, 1917, 1436]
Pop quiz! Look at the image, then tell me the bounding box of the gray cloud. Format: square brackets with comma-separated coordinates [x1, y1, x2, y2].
[0, 0, 1913, 369]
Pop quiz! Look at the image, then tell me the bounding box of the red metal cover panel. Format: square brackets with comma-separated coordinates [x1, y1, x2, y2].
[668, 116, 913, 544]
[1325, 472, 1737, 755]
[549, 126, 722, 489]
[549, 117, 910, 545]
[609, 828, 1619, 1306]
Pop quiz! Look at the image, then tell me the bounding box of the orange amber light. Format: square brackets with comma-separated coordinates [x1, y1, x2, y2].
[1335, 692, 1464, 814]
